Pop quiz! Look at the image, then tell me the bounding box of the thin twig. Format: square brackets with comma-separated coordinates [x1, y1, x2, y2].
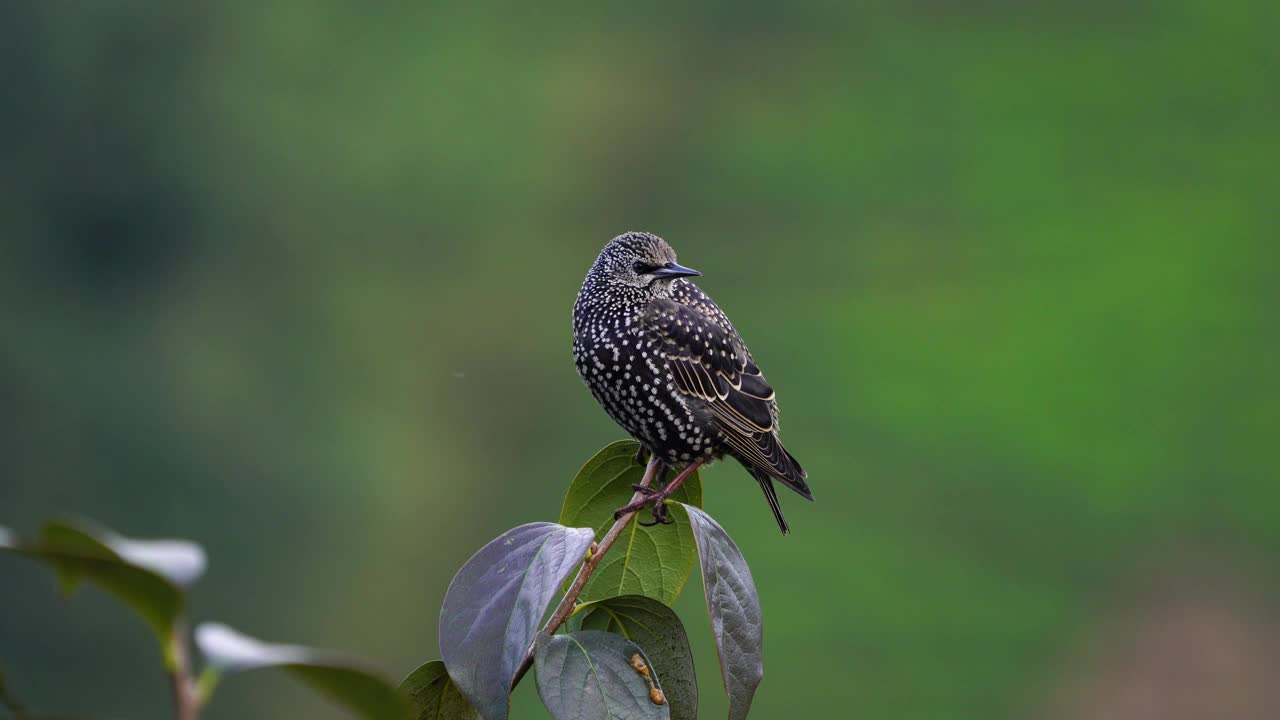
[167, 620, 199, 720]
[510, 457, 665, 688]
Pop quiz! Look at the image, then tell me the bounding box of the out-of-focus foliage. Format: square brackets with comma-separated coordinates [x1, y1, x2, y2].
[196, 623, 407, 720]
[2, 519, 204, 652]
[2, 516, 406, 720]
[0, 666, 25, 718]
[1, 0, 1276, 718]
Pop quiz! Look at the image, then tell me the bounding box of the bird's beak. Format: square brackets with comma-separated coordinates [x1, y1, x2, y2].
[651, 262, 702, 279]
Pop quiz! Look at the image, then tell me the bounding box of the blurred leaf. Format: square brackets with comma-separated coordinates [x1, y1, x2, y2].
[197, 623, 312, 671]
[400, 661, 480, 720]
[103, 537, 206, 587]
[534, 630, 669, 720]
[0, 519, 203, 651]
[39, 518, 206, 588]
[574, 595, 698, 720]
[439, 522, 595, 720]
[196, 623, 406, 720]
[559, 441, 703, 605]
[0, 665, 29, 719]
[681, 505, 762, 720]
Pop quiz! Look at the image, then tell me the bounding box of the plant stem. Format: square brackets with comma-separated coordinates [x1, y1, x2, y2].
[510, 456, 665, 688]
[167, 620, 199, 720]
[193, 668, 221, 708]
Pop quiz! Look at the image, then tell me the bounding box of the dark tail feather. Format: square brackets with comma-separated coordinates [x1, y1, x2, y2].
[752, 468, 791, 535]
[731, 433, 812, 533]
[772, 442, 814, 501]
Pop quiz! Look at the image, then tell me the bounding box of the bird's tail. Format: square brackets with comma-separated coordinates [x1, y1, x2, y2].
[735, 434, 813, 534]
[751, 468, 791, 535]
[775, 444, 813, 501]
[752, 433, 813, 501]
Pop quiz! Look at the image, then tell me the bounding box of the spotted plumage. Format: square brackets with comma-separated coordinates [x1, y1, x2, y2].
[572, 231, 812, 534]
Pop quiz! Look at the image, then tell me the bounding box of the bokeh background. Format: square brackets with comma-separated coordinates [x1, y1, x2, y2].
[3, 1, 1278, 718]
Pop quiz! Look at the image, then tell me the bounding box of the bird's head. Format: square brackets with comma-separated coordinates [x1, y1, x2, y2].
[591, 231, 701, 296]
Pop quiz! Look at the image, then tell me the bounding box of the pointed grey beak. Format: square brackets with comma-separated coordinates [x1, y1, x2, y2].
[651, 262, 701, 279]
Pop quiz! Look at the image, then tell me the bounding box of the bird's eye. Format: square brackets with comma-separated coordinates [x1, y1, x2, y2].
[633, 261, 656, 274]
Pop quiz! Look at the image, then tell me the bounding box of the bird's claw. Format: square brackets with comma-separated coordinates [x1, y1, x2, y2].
[637, 501, 674, 527]
[613, 489, 672, 523]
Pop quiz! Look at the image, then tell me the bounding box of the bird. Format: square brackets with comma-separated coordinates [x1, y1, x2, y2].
[572, 231, 812, 534]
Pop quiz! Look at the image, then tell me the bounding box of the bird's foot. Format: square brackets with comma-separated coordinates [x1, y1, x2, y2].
[613, 458, 702, 522]
[613, 489, 668, 520]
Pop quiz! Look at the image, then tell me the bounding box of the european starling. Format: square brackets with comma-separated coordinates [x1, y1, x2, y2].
[572, 231, 812, 534]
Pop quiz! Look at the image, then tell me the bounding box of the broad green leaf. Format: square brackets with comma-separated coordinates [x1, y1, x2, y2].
[439, 522, 595, 720]
[575, 595, 698, 720]
[559, 441, 703, 605]
[196, 623, 406, 720]
[681, 506, 762, 720]
[400, 661, 481, 720]
[535, 630, 669, 720]
[0, 519, 204, 651]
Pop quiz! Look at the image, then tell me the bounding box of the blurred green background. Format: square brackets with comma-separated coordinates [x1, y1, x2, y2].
[2, 1, 1278, 718]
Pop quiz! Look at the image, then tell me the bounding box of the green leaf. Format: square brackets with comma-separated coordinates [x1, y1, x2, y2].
[196, 622, 406, 720]
[400, 661, 480, 720]
[0, 518, 204, 653]
[438, 522, 595, 720]
[680, 506, 762, 720]
[535, 630, 670, 720]
[559, 441, 703, 605]
[575, 595, 698, 720]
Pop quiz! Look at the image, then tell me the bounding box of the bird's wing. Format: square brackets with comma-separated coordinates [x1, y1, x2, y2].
[645, 286, 810, 496]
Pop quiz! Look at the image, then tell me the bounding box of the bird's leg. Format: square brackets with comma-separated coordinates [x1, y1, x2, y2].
[633, 445, 651, 466]
[630, 463, 672, 496]
[614, 458, 706, 521]
[649, 458, 703, 503]
[637, 464, 676, 526]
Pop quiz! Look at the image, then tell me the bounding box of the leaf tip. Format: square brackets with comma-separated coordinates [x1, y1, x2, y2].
[195, 622, 309, 672]
[108, 536, 208, 587]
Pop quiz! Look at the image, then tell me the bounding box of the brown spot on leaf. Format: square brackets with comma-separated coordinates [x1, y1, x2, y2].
[630, 653, 650, 678]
